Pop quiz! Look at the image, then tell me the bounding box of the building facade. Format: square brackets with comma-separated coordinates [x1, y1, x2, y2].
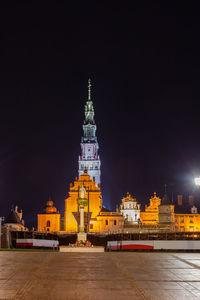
[64, 171, 123, 233]
[119, 192, 140, 224]
[140, 192, 161, 226]
[140, 193, 200, 232]
[37, 200, 60, 232]
[158, 194, 175, 231]
[64, 171, 102, 233]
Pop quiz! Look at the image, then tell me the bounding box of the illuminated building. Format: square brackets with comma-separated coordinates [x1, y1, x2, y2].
[64, 81, 123, 233]
[64, 171, 123, 233]
[140, 192, 161, 225]
[37, 80, 123, 234]
[158, 193, 175, 231]
[119, 192, 140, 224]
[64, 171, 102, 232]
[78, 79, 101, 187]
[174, 197, 200, 232]
[175, 213, 200, 231]
[37, 199, 60, 232]
[140, 192, 200, 232]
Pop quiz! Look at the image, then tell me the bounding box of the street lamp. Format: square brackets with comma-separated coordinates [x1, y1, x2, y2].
[194, 177, 200, 187]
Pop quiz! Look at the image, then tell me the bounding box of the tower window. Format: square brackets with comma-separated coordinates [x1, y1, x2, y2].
[46, 220, 50, 227]
[105, 220, 108, 226]
[114, 220, 117, 226]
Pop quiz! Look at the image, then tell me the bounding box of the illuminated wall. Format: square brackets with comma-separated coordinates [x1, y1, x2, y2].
[96, 212, 124, 233]
[37, 200, 60, 232]
[175, 214, 200, 232]
[64, 171, 102, 233]
[37, 213, 60, 232]
[64, 171, 124, 233]
[140, 193, 161, 225]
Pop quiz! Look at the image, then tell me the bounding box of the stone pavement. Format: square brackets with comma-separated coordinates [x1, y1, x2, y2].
[1, 252, 200, 299]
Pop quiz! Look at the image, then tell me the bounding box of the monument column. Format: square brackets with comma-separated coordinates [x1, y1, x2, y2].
[77, 185, 88, 241]
[79, 205, 84, 232]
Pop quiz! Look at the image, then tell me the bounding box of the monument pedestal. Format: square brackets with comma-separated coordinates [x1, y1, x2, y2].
[77, 232, 87, 242]
[60, 246, 104, 252]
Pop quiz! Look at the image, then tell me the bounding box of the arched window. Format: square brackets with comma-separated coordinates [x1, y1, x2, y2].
[46, 220, 50, 227]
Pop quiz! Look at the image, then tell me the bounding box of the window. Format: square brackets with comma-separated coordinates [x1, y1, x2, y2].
[189, 217, 194, 223]
[105, 220, 108, 226]
[90, 224, 93, 229]
[114, 220, 117, 226]
[180, 217, 184, 223]
[46, 220, 50, 227]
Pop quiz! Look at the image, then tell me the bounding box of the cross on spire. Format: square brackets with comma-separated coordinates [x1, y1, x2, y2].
[88, 78, 91, 100]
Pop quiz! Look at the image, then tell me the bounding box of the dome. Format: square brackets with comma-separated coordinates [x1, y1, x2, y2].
[44, 200, 57, 214]
[5, 210, 21, 224]
[46, 200, 53, 207]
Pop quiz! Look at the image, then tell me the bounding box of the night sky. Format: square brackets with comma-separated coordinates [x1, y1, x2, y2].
[0, 2, 200, 227]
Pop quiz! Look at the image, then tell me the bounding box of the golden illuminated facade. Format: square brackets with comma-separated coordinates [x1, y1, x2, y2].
[175, 213, 200, 232]
[64, 171, 123, 233]
[96, 210, 124, 234]
[140, 192, 161, 225]
[37, 200, 60, 232]
[65, 172, 102, 233]
[140, 192, 200, 232]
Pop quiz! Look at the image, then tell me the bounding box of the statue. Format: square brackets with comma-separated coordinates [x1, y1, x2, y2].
[80, 185, 86, 199]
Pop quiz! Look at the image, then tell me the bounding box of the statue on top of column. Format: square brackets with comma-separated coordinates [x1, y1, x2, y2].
[80, 185, 86, 199]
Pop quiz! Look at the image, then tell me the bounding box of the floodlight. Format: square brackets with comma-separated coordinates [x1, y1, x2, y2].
[195, 177, 200, 186]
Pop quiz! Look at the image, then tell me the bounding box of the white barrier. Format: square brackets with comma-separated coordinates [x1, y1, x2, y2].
[16, 239, 59, 248]
[107, 240, 200, 250]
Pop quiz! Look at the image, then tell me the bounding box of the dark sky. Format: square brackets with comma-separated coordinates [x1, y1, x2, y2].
[0, 2, 200, 227]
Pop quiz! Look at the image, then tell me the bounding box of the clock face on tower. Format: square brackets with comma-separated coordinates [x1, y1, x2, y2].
[85, 145, 93, 156]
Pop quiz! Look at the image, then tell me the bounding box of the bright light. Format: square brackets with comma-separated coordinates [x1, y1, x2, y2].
[195, 177, 200, 186]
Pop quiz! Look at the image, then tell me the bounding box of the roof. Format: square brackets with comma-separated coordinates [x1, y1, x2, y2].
[174, 200, 199, 214]
[161, 193, 171, 205]
[4, 210, 21, 224]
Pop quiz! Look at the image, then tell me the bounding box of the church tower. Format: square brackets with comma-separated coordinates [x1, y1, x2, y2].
[78, 79, 101, 187]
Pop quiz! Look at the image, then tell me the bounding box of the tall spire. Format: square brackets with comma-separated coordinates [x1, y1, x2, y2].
[88, 78, 91, 101]
[84, 79, 95, 126]
[79, 79, 101, 187]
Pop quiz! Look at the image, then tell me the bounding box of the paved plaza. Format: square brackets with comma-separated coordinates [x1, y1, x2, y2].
[1, 252, 200, 299]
